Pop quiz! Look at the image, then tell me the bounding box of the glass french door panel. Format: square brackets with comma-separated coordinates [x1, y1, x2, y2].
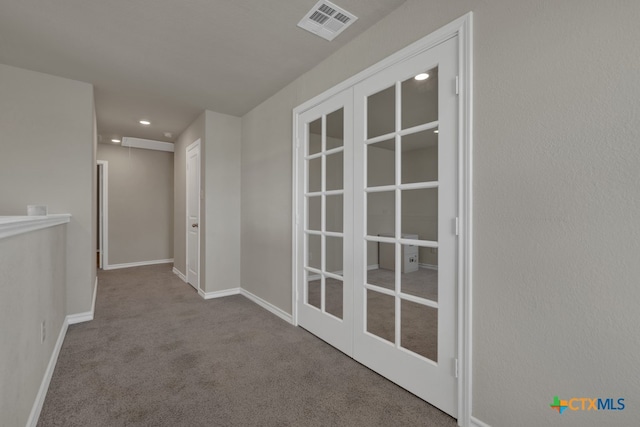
[308, 157, 322, 193]
[366, 289, 395, 344]
[367, 86, 395, 139]
[308, 118, 323, 155]
[401, 66, 438, 130]
[326, 108, 344, 150]
[368, 240, 395, 292]
[307, 196, 321, 231]
[306, 273, 322, 310]
[401, 130, 438, 184]
[367, 138, 395, 187]
[326, 151, 344, 191]
[325, 277, 343, 319]
[325, 194, 343, 233]
[306, 233, 321, 270]
[367, 191, 395, 237]
[401, 188, 438, 240]
[325, 236, 343, 276]
[400, 299, 438, 362]
[400, 245, 438, 301]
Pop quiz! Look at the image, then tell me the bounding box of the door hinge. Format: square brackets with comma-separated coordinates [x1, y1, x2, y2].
[454, 217, 460, 236]
[454, 358, 459, 378]
[455, 75, 459, 95]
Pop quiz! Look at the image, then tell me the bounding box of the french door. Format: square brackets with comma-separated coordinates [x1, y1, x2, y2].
[296, 36, 459, 418]
[296, 89, 354, 355]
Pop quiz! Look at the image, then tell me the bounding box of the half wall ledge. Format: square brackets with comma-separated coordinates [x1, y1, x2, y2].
[0, 214, 72, 239]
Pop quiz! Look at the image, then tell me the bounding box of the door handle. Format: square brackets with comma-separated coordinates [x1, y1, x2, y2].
[192, 223, 198, 228]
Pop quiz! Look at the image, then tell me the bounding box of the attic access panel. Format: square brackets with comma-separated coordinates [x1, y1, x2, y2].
[298, 0, 358, 41]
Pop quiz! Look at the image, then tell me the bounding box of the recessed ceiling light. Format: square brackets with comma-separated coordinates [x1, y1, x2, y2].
[434, 130, 439, 134]
[414, 73, 429, 81]
[139, 120, 151, 125]
[111, 139, 121, 143]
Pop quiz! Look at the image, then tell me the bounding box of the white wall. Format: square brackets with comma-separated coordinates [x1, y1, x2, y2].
[97, 143, 174, 265]
[0, 225, 67, 427]
[203, 111, 242, 293]
[174, 110, 241, 293]
[240, 2, 640, 426]
[0, 63, 96, 316]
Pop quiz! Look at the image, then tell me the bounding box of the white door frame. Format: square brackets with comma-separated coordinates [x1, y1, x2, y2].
[292, 13, 473, 426]
[97, 160, 109, 269]
[186, 139, 201, 291]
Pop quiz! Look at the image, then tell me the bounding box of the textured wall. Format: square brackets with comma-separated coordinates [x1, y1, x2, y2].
[0, 225, 67, 426]
[203, 111, 242, 293]
[97, 144, 174, 265]
[0, 63, 95, 315]
[240, 1, 640, 425]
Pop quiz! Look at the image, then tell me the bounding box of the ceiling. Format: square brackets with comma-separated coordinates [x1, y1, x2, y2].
[0, 0, 406, 143]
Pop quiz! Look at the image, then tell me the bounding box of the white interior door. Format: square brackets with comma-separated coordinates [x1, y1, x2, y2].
[186, 140, 201, 290]
[353, 37, 459, 417]
[296, 89, 353, 355]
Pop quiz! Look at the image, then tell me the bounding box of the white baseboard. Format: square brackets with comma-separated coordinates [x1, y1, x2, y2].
[368, 264, 379, 270]
[419, 263, 438, 270]
[470, 416, 491, 427]
[67, 277, 97, 325]
[104, 258, 174, 270]
[198, 287, 241, 300]
[26, 316, 69, 427]
[172, 267, 187, 282]
[240, 288, 293, 324]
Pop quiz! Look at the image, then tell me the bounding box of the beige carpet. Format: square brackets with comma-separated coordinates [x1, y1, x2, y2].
[38, 264, 455, 426]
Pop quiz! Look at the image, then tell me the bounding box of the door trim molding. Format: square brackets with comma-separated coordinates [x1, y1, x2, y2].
[292, 12, 473, 426]
[186, 139, 201, 292]
[97, 160, 108, 269]
[457, 13, 474, 427]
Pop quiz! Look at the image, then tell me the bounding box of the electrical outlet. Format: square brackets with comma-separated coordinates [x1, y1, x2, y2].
[41, 321, 46, 343]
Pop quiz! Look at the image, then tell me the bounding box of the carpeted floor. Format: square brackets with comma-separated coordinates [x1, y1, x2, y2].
[38, 264, 456, 426]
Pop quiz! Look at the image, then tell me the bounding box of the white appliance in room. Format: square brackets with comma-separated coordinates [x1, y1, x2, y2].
[378, 233, 419, 273]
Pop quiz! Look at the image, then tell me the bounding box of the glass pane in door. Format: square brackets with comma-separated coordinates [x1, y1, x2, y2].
[400, 299, 437, 362]
[307, 274, 321, 310]
[367, 86, 395, 138]
[367, 191, 395, 237]
[367, 138, 395, 187]
[326, 108, 344, 150]
[326, 152, 343, 191]
[401, 66, 438, 130]
[326, 195, 343, 232]
[308, 118, 322, 155]
[400, 245, 438, 300]
[307, 196, 321, 231]
[401, 130, 438, 184]
[366, 289, 395, 344]
[308, 157, 322, 193]
[325, 236, 343, 276]
[306, 234, 321, 270]
[401, 188, 438, 240]
[325, 278, 343, 319]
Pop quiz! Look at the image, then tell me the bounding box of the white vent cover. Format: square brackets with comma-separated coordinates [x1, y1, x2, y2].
[298, 0, 357, 41]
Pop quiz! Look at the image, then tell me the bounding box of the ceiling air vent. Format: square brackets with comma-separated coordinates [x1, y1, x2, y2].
[298, 0, 357, 41]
